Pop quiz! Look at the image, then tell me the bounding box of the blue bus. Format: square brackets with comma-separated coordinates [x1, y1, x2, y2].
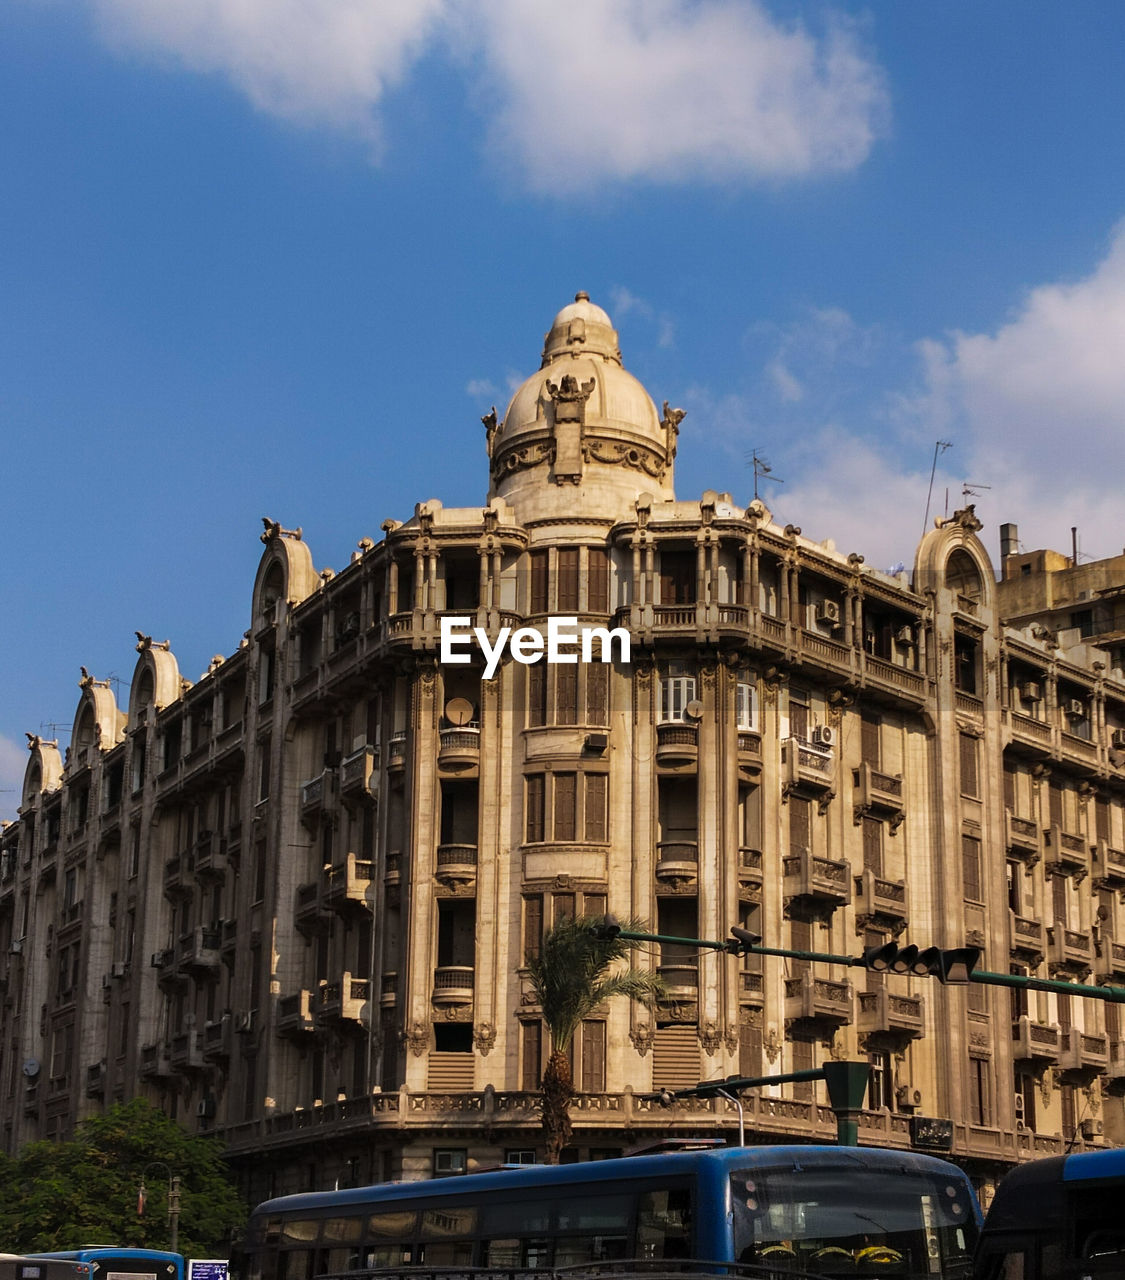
[247, 1146, 981, 1279]
[24, 1251, 182, 1280]
[0, 1259, 92, 1280]
[974, 1148, 1125, 1280]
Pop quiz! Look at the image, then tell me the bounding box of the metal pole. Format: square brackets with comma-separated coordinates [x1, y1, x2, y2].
[714, 1087, 745, 1147]
[169, 1175, 181, 1254]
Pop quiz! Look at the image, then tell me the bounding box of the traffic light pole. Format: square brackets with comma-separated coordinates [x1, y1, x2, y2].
[605, 926, 1125, 1003]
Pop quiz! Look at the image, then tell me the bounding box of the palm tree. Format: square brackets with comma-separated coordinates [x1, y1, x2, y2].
[527, 915, 665, 1163]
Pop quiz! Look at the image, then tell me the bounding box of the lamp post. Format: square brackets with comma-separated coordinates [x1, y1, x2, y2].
[139, 1162, 181, 1252]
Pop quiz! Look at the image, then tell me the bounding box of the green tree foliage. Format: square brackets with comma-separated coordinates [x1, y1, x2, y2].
[527, 915, 665, 1164]
[0, 1098, 245, 1256]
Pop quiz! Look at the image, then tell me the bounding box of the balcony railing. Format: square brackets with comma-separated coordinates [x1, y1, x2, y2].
[1010, 912, 1045, 962]
[1048, 925, 1093, 975]
[1012, 1015, 1060, 1064]
[1006, 810, 1042, 860]
[782, 849, 850, 910]
[1044, 826, 1088, 877]
[657, 963, 699, 994]
[277, 989, 316, 1036]
[856, 988, 924, 1040]
[431, 966, 474, 1005]
[318, 973, 370, 1024]
[324, 852, 375, 910]
[784, 971, 853, 1026]
[655, 723, 698, 767]
[1059, 1029, 1108, 1075]
[655, 841, 698, 886]
[854, 870, 908, 929]
[438, 725, 481, 772]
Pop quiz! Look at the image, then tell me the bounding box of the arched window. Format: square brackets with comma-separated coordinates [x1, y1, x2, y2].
[945, 549, 983, 600]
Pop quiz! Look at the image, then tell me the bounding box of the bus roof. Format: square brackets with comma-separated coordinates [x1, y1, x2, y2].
[253, 1144, 970, 1217]
[1063, 1148, 1125, 1182]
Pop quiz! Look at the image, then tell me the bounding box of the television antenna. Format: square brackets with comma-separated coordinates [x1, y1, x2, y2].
[747, 450, 784, 501]
[922, 440, 952, 535]
[961, 481, 991, 502]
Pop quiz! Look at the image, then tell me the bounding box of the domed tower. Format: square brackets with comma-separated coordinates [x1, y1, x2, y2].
[486, 293, 680, 523]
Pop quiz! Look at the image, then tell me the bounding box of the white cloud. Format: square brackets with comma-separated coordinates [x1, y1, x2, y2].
[83, 0, 889, 186]
[91, 0, 449, 142]
[478, 0, 888, 188]
[922, 221, 1125, 558]
[609, 285, 677, 349]
[466, 378, 498, 399]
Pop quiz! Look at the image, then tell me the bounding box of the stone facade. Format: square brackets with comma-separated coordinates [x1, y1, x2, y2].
[3, 295, 1125, 1205]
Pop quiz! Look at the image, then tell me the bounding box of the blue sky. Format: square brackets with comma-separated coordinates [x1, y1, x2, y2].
[4, 1, 1125, 817]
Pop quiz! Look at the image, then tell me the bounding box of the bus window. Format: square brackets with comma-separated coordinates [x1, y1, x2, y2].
[637, 1186, 693, 1259]
[555, 1193, 631, 1232]
[420, 1205, 478, 1238]
[279, 1221, 319, 1246]
[367, 1209, 418, 1238]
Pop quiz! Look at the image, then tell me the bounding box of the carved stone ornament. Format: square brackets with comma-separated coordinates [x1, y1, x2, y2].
[481, 406, 498, 458]
[261, 516, 303, 543]
[1040, 1068, 1054, 1106]
[474, 1022, 497, 1055]
[403, 1020, 429, 1057]
[582, 438, 666, 480]
[546, 374, 596, 420]
[630, 1023, 654, 1056]
[763, 1025, 782, 1064]
[699, 1021, 722, 1055]
[724, 1025, 740, 1055]
[491, 441, 555, 485]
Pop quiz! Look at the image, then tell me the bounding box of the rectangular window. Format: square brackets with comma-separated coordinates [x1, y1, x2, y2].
[960, 734, 979, 798]
[861, 716, 881, 767]
[556, 666, 579, 725]
[862, 817, 883, 876]
[789, 796, 811, 857]
[524, 896, 543, 963]
[660, 668, 696, 723]
[791, 1038, 814, 1099]
[789, 688, 810, 741]
[736, 678, 757, 731]
[660, 549, 695, 605]
[580, 1021, 606, 1092]
[1052, 874, 1068, 925]
[584, 774, 608, 843]
[433, 1149, 467, 1176]
[530, 550, 549, 613]
[588, 548, 610, 613]
[528, 662, 547, 727]
[553, 773, 577, 841]
[586, 663, 609, 726]
[970, 1057, 992, 1126]
[558, 549, 580, 613]
[526, 775, 545, 843]
[962, 835, 982, 902]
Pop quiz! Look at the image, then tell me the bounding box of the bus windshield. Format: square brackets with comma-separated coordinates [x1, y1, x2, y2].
[731, 1162, 977, 1279]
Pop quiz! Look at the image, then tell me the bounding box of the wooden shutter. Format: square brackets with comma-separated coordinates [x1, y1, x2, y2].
[558, 549, 580, 613]
[862, 817, 883, 875]
[528, 662, 547, 727]
[739, 1023, 763, 1078]
[962, 835, 982, 901]
[580, 1021, 606, 1092]
[789, 796, 811, 856]
[861, 716, 881, 767]
[521, 1020, 542, 1090]
[553, 773, 577, 841]
[427, 1052, 474, 1090]
[584, 774, 607, 843]
[524, 895, 543, 963]
[652, 1025, 699, 1090]
[530, 550, 549, 613]
[556, 666, 578, 724]
[526, 774, 545, 843]
[1052, 873, 1068, 924]
[959, 734, 979, 798]
[588, 548, 610, 613]
[586, 663, 609, 725]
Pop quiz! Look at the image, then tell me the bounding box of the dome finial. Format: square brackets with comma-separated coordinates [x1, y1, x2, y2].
[575, 290, 589, 302]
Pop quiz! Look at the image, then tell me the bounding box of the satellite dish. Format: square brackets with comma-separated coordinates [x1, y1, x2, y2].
[22, 1058, 40, 1078]
[684, 700, 704, 721]
[445, 698, 474, 726]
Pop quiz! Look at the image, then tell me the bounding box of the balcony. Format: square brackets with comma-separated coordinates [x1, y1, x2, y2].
[657, 963, 699, 996]
[294, 880, 330, 936]
[1008, 710, 1053, 758]
[738, 847, 763, 890]
[435, 844, 477, 888]
[852, 763, 906, 831]
[277, 989, 316, 1037]
[163, 852, 192, 900]
[1012, 1015, 1060, 1065]
[1094, 937, 1125, 984]
[438, 725, 481, 774]
[177, 925, 221, 972]
[1048, 925, 1094, 977]
[194, 832, 228, 880]
[387, 731, 408, 774]
[1005, 810, 1042, 863]
[151, 947, 186, 990]
[782, 849, 850, 913]
[1059, 1029, 1108, 1077]
[300, 771, 332, 829]
[139, 1041, 173, 1080]
[340, 745, 378, 803]
[736, 731, 762, 776]
[1093, 839, 1125, 891]
[782, 737, 835, 800]
[1107, 1040, 1125, 1092]
[431, 965, 474, 1006]
[655, 841, 698, 888]
[85, 1061, 107, 1097]
[784, 971, 853, 1028]
[324, 852, 374, 911]
[739, 970, 765, 1005]
[1009, 912, 1046, 964]
[318, 972, 370, 1024]
[856, 987, 924, 1042]
[169, 1030, 204, 1071]
[1044, 826, 1088, 878]
[380, 970, 398, 1008]
[203, 1015, 232, 1061]
[854, 870, 909, 933]
[655, 723, 698, 768]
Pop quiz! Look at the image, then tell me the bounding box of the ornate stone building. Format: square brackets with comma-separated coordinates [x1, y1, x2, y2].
[3, 294, 1125, 1204]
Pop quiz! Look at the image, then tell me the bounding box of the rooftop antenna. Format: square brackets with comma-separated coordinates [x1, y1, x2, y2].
[961, 481, 991, 502]
[922, 441, 952, 535]
[39, 721, 70, 741]
[747, 449, 784, 501]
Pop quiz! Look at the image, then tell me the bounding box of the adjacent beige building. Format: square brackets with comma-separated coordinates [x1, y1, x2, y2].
[4, 294, 1125, 1206]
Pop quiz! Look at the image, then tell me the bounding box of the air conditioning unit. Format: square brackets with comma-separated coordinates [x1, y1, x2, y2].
[896, 1085, 923, 1108]
[1111, 728, 1125, 749]
[816, 600, 842, 627]
[1018, 681, 1042, 702]
[583, 733, 609, 754]
[196, 1097, 216, 1118]
[102, 973, 113, 990]
[9, 938, 23, 955]
[812, 725, 836, 748]
[150, 949, 172, 968]
[235, 1011, 256, 1034]
[895, 625, 914, 645]
[1065, 698, 1087, 719]
[1080, 1117, 1104, 1139]
[111, 961, 129, 979]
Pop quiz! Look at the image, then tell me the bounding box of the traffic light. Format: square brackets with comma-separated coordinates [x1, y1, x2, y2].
[861, 942, 980, 984]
